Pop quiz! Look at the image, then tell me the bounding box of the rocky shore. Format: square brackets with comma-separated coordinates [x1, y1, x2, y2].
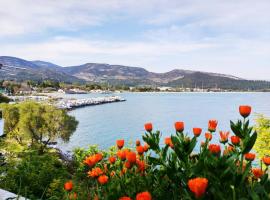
[55, 96, 126, 109]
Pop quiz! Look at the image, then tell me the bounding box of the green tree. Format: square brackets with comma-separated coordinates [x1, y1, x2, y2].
[0, 101, 78, 154]
[254, 114, 270, 158]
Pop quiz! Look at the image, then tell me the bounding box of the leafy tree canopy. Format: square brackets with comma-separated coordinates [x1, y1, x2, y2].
[0, 101, 78, 154]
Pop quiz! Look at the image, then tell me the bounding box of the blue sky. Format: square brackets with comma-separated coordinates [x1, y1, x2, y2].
[1, 0, 270, 80]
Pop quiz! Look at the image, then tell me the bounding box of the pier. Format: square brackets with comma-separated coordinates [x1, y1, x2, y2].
[55, 96, 126, 109]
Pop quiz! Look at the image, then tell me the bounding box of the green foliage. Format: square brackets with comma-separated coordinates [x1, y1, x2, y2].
[0, 101, 78, 154]
[254, 115, 270, 158]
[0, 151, 68, 200]
[0, 93, 10, 103]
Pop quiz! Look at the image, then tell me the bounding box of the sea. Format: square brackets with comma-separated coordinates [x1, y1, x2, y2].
[54, 92, 270, 152]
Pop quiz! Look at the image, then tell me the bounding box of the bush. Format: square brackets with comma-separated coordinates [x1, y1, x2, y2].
[63, 105, 270, 200]
[254, 114, 270, 158]
[0, 151, 68, 200]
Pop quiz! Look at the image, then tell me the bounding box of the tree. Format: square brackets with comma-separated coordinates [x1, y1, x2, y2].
[254, 114, 270, 158]
[0, 101, 78, 154]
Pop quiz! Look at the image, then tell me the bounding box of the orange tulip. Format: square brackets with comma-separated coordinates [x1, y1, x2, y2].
[109, 156, 116, 164]
[208, 144, 221, 155]
[175, 121, 184, 132]
[231, 136, 240, 145]
[262, 156, 270, 166]
[252, 168, 264, 179]
[88, 167, 103, 178]
[136, 146, 144, 155]
[208, 120, 218, 132]
[95, 153, 103, 162]
[239, 105, 252, 118]
[127, 151, 137, 164]
[143, 143, 150, 152]
[136, 159, 146, 172]
[188, 177, 208, 199]
[136, 191, 152, 200]
[116, 139, 125, 149]
[244, 153, 256, 161]
[165, 137, 174, 148]
[83, 155, 97, 167]
[193, 128, 202, 137]
[125, 161, 133, 169]
[205, 132, 212, 141]
[117, 150, 126, 161]
[64, 181, 73, 192]
[219, 131, 229, 144]
[223, 146, 234, 156]
[119, 197, 132, 200]
[98, 175, 108, 185]
[136, 140, 141, 146]
[144, 123, 153, 132]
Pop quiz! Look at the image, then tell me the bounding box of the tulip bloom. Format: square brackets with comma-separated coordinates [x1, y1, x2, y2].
[205, 132, 212, 141]
[125, 161, 133, 169]
[223, 145, 234, 156]
[239, 105, 252, 118]
[88, 167, 103, 178]
[262, 156, 270, 166]
[136, 145, 144, 155]
[136, 191, 152, 200]
[116, 139, 125, 149]
[98, 175, 109, 185]
[231, 136, 240, 145]
[95, 153, 103, 162]
[175, 121, 184, 132]
[208, 144, 221, 155]
[109, 156, 116, 164]
[144, 123, 153, 132]
[64, 181, 73, 192]
[83, 155, 97, 167]
[117, 150, 126, 161]
[219, 131, 230, 144]
[165, 137, 174, 148]
[126, 151, 137, 164]
[143, 143, 150, 152]
[136, 140, 141, 146]
[188, 177, 208, 199]
[208, 120, 218, 132]
[244, 153, 256, 161]
[136, 159, 146, 172]
[252, 168, 264, 179]
[193, 128, 202, 137]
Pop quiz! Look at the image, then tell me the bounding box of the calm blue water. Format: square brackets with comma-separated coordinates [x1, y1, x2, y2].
[57, 92, 270, 151]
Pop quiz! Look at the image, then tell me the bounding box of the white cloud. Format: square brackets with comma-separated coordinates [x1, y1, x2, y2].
[0, 0, 270, 79]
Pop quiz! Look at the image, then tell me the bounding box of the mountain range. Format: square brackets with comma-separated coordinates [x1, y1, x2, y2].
[0, 56, 269, 90]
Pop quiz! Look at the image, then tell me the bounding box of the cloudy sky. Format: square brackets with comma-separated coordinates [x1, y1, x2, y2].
[1, 0, 270, 79]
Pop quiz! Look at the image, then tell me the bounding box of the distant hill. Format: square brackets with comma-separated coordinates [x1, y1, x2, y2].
[0, 56, 270, 90]
[31, 60, 62, 70]
[0, 56, 82, 83]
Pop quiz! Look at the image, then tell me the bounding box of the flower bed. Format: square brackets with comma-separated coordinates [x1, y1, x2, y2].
[64, 105, 270, 199]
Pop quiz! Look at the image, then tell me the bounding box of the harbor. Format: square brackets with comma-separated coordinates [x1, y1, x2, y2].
[55, 96, 126, 109]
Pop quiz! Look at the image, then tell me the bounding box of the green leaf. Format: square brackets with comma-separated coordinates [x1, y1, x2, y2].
[230, 120, 243, 138]
[242, 131, 257, 154]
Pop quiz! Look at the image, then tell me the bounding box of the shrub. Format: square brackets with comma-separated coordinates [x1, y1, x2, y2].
[254, 114, 270, 158]
[0, 151, 68, 200]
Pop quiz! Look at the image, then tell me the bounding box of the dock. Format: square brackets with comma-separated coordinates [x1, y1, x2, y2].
[55, 96, 126, 109]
